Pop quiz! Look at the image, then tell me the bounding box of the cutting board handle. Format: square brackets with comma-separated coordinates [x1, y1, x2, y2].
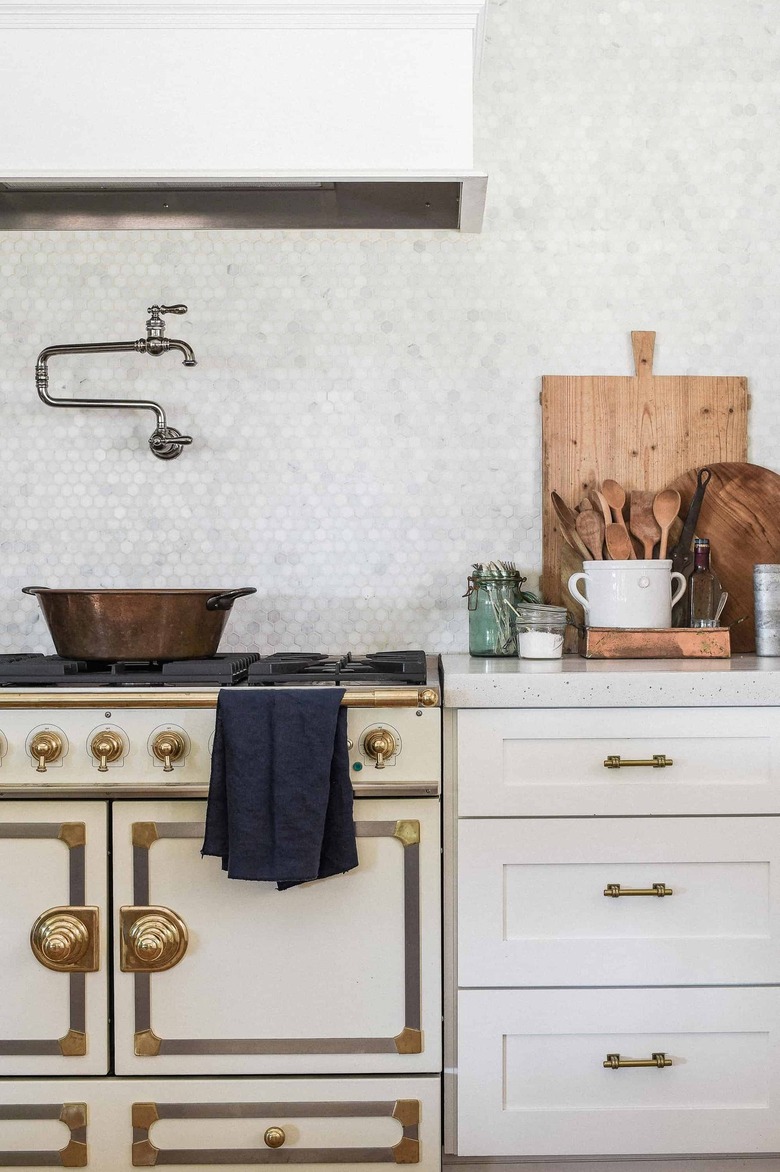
[632, 331, 656, 378]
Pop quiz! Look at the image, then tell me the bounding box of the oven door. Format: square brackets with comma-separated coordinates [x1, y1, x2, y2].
[0, 800, 108, 1075]
[112, 798, 440, 1075]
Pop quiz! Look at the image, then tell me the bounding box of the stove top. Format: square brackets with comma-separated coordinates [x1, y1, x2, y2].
[0, 650, 429, 688]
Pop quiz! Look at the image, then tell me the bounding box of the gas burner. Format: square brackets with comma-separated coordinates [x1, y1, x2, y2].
[0, 653, 261, 687]
[247, 651, 428, 687]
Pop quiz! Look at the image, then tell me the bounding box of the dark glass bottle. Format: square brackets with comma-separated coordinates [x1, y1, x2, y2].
[688, 538, 721, 627]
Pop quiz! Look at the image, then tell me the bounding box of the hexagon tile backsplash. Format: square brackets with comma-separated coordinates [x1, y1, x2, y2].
[2, 0, 780, 655]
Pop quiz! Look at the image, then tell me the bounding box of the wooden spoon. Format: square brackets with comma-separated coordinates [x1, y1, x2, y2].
[602, 479, 636, 559]
[590, 489, 612, 531]
[578, 496, 593, 512]
[652, 488, 681, 560]
[629, 490, 662, 558]
[604, 522, 633, 560]
[575, 509, 604, 560]
[551, 492, 590, 559]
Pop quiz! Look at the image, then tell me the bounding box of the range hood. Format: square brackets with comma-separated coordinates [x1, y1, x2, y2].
[0, 1, 488, 232]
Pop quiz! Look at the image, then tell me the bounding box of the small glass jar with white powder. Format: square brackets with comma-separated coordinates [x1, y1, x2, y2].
[512, 603, 568, 659]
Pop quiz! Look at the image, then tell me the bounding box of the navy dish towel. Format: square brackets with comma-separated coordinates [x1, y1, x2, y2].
[201, 688, 358, 890]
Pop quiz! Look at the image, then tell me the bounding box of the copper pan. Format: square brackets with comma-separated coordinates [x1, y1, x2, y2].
[22, 587, 256, 661]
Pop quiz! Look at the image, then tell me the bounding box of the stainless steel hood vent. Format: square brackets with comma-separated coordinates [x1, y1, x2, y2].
[0, 181, 473, 232]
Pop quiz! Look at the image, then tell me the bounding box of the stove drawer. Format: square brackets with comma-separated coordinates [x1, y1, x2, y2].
[0, 1076, 440, 1170]
[112, 799, 440, 1075]
[458, 815, 780, 986]
[457, 707, 780, 816]
[456, 987, 780, 1156]
[0, 801, 108, 1076]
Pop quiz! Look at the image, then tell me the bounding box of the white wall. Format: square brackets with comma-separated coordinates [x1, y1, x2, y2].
[0, 0, 777, 655]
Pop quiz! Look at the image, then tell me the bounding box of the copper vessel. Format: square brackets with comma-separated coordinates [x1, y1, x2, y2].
[22, 587, 256, 661]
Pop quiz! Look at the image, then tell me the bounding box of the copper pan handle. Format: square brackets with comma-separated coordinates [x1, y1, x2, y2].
[205, 587, 257, 611]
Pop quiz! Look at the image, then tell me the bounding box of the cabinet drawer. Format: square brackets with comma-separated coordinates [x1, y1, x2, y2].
[457, 987, 780, 1156]
[457, 708, 780, 816]
[458, 816, 780, 986]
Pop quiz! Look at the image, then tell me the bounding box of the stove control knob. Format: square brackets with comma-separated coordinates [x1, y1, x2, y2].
[363, 727, 398, 770]
[31, 731, 65, 773]
[151, 730, 187, 772]
[90, 730, 126, 773]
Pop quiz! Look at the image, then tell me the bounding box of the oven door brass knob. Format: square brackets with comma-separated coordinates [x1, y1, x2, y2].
[90, 730, 125, 772]
[363, 727, 397, 769]
[30, 907, 99, 972]
[264, 1127, 286, 1149]
[120, 906, 189, 972]
[31, 731, 65, 773]
[151, 730, 186, 772]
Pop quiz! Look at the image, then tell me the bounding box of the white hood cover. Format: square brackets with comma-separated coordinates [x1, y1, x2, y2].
[0, 0, 487, 230]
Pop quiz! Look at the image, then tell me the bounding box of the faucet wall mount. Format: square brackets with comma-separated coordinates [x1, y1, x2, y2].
[35, 303, 197, 459]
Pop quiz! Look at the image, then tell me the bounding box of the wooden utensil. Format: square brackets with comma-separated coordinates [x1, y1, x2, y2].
[604, 523, 633, 560]
[541, 330, 748, 608]
[667, 462, 780, 652]
[575, 510, 604, 560]
[602, 479, 636, 558]
[590, 489, 612, 531]
[550, 492, 590, 560]
[629, 490, 662, 558]
[652, 488, 681, 560]
[578, 497, 593, 512]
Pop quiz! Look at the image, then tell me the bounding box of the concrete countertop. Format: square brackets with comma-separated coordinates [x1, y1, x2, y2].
[440, 653, 780, 708]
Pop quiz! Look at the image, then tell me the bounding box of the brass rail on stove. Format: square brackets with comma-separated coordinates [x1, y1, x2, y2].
[0, 686, 439, 710]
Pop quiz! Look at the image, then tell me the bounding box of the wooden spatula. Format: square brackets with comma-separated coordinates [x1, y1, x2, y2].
[629, 490, 662, 558]
[575, 509, 604, 559]
[652, 488, 681, 560]
[550, 492, 590, 560]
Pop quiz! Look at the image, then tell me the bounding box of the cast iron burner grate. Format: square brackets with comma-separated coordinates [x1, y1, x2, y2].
[248, 651, 428, 686]
[0, 653, 261, 687]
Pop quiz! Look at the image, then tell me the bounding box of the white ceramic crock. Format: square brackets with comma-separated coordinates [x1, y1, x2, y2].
[567, 559, 687, 629]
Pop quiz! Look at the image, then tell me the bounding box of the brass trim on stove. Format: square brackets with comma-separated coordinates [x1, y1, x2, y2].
[0, 686, 439, 710]
[128, 818, 424, 1058]
[130, 1099, 421, 1166]
[0, 1103, 87, 1167]
[31, 907, 99, 973]
[120, 906, 189, 973]
[0, 823, 91, 1059]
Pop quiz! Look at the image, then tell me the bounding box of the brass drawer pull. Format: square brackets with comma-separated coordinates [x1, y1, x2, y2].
[264, 1127, 286, 1149]
[604, 754, 673, 769]
[604, 1052, 672, 1069]
[604, 883, 673, 898]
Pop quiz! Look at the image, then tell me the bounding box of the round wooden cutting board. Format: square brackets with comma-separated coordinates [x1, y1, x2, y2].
[668, 462, 780, 652]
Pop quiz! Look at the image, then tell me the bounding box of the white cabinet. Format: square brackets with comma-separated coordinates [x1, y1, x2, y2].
[0, 801, 108, 1076]
[448, 703, 780, 1160]
[0, 1075, 440, 1170]
[457, 988, 780, 1157]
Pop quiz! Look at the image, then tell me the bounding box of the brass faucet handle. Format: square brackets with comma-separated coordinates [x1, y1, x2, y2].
[32, 731, 64, 773]
[90, 730, 126, 773]
[363, 727, 398, 770]
[151, 730, 187, 772]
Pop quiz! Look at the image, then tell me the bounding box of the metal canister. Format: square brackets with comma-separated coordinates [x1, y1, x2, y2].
[754, 565, 780, 656]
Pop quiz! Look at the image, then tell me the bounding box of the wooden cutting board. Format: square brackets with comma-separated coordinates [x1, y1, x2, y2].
[541, 332, 748, 613]
[667, 462, 780, 653]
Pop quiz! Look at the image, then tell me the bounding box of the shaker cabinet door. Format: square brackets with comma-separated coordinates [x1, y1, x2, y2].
[459, 815, 780, 986]
[457, 707, 780, 816]
[111, 800, 440, 1075]
[0, 801, 108, 1075]
[457, 987, 780, 1157]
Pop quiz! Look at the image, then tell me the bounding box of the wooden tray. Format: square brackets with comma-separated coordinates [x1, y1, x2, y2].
[667, 462, 780, 653]
[579, 627, 731, 659]
[542, 331, 749, 619]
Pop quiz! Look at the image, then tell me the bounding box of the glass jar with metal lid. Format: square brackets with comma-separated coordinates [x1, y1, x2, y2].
[465, 563, 532, 657]
[512, 602, 568, 659]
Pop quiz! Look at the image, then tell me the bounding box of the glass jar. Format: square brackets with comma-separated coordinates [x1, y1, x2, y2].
[465, 566, 525, 657]
[512, 603, 568, 660]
